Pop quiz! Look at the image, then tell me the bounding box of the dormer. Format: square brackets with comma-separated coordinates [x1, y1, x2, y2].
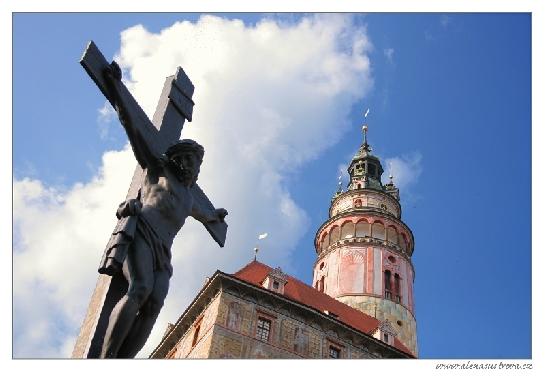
[262, 267, 288, 295]
[372, 319, 398, 346]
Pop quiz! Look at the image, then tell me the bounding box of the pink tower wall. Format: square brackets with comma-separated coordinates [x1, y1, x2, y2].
[313, 245, 414, 315]
[312, 241, 418, 354]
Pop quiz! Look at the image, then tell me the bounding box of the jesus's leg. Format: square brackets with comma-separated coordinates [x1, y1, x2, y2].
[100, 235, 155, 358]
[116, 269, 170, 358]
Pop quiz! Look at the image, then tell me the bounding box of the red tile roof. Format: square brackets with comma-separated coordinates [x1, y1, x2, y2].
[233, 260, 414, 357]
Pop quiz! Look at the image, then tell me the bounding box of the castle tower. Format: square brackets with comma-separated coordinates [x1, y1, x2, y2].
[312, 123, 418, 355]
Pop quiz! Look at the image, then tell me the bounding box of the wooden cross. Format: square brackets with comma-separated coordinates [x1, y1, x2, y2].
[72, 41, 226, 357]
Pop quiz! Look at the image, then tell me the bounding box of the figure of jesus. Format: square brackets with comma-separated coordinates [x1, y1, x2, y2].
[98, 62, 227, 358]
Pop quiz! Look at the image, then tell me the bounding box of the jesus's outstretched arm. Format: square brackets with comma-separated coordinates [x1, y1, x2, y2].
[103, 61, 162, 170]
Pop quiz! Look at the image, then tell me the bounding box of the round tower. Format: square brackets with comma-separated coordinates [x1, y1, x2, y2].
[312, 124, 418, 355]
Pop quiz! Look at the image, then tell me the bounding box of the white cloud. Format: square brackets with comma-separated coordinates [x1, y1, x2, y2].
[384, 47, 395, 64]
[13, 147, 136, 357]
[97, 102, 116, 140]
[13, 14, 373, 358]
[337, 163, 349, 191]
[383, 152, 423, 194]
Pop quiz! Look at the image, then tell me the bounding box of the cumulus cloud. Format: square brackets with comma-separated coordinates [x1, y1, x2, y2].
[382, 152, 423, 195]
[13, 147, 136, 357]
[13, 14, 373, 358]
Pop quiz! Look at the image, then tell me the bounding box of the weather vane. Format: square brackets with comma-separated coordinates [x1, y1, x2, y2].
[254, 233, 268, 260]
[362, 107, 370, 145]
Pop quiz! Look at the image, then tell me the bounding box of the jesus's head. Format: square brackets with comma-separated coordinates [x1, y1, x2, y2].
[165, 139, 205, 186]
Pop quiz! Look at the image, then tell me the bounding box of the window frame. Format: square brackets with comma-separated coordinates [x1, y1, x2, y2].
[394, 273, 401, 303]
[329, 345, 341, 359]
[255, 316, 272, 342]
[384, 269, 392, 300]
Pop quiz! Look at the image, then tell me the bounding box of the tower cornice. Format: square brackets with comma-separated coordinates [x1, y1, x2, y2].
[314, 209, 415, 257]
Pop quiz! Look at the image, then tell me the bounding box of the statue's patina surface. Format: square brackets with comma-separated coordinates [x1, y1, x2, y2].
[75, 42, 227, 358]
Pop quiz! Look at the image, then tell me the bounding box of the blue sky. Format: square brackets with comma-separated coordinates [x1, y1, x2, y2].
[12, 12, 532, 361]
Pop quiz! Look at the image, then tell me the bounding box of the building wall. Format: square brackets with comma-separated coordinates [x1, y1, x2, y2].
[165, 292, 221, 358]
[337, 294, 418, 355]
[202, 290, 380, 359]
[155, 277, 410, 359]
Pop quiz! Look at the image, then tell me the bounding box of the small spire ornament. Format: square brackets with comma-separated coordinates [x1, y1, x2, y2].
[362, 107, 371, 151]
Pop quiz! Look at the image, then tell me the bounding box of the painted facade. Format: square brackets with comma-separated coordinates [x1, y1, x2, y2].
[151, 268, 413, 359]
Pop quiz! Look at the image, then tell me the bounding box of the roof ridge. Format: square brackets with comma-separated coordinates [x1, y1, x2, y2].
[233, 259, 267, 276]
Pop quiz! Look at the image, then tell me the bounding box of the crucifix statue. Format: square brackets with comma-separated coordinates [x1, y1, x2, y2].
[72, 41, 228, 358]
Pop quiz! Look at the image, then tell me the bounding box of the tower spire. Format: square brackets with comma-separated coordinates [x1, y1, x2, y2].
[362, 107, 370, 149]
[346, 106, 386, 191]
[362, 124, 368, 146]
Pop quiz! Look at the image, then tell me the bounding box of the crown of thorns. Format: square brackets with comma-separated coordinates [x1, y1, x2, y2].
[165, 139, 204, 161]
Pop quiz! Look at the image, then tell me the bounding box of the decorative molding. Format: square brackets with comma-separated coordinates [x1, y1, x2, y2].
[268, 267, 289, 284]
[377, 319, 398, 337]
[330, 188, 401, 219]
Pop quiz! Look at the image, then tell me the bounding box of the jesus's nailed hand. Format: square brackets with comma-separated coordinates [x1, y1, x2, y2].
[215, 208, 228, 222]
[104, 60, 122, 81]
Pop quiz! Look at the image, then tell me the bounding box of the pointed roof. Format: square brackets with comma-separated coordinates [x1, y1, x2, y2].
[234, 260, 414, 357]
[343, 123, 386, 193]
[351, 141, 379, 163]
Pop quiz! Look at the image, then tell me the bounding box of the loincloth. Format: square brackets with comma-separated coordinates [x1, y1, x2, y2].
[99, 215, 173, 277]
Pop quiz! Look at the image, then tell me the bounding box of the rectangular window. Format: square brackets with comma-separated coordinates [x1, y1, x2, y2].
[273, 281, 279, 290]
[256, 317, 271, 342]
[384, 270, 392, 299]
[394, 274, 401, 303]
[329, 345, 340, 359]
[384, 270, 392, 290]
[319, 277, 325, 292]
